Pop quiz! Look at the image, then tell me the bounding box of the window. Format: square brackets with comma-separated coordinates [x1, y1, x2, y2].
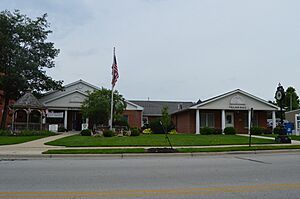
[142, 117, 149, 126]
[200, 113, 215, 128]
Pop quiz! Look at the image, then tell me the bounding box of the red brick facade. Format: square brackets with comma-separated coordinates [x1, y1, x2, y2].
[172, 110, 196, 134]
[172, 109, 268, 134]
[123, 110, 142, 128]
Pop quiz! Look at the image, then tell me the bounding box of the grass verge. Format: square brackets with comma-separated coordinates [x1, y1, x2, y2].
[43, 145, 300, 154]
[45, 134, 275, 147]
[0, 136, 47, 145]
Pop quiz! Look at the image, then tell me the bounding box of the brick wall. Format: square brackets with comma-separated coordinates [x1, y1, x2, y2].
[123, 110, 142, 128]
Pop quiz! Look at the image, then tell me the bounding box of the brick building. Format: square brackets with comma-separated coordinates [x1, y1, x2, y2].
[172, 89, 279, 134]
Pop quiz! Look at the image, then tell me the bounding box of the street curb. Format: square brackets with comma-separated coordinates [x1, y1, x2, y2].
[1, 149, 300, 160]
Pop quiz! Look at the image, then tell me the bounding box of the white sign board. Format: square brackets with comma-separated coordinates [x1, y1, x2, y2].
[47, 112, 64, 118]
[49, 124, 58, 132]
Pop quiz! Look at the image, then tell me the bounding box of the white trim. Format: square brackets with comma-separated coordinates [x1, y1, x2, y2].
[248, 110, 251, 134]
[190, 89, 279, 110]
[42, 79, 100, 96]
[64, 110, 68, 129]
[272, 111, 276, 130]
[221, 110, 226, 132]
[125, 100, 144, 111]
[196, 110, 200, 134]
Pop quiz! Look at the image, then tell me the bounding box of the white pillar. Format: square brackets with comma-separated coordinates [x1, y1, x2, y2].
[196, 109, 200, 134]
[248, 110, 251, 134]
[272, 111, 276, 130]
[64, 110, 68, 129]
[86, 118, 89, 128]
[221, 110, 226, 133]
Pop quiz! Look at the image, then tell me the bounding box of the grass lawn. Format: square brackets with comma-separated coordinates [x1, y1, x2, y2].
[0, 136, 47, 145]
[45, 134, 275, 147]
[43, 145, 300, 154]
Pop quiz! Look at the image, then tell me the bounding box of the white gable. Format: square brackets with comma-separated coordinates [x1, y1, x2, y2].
[43, 91, 87, 108]
[125, 101, 144, 111]
[191, 89, 279, 111]
[40, 79, 98, 104]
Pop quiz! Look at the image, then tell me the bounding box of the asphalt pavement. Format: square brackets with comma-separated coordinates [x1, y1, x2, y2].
[0, 152, 299, 199]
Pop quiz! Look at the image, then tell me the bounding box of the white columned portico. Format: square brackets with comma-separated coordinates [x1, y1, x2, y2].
[196, 109, 200, 134]
[272, 111, 276, 130]
[64, 110, 68, 129]
[248, 109, 251, 134]
[221, 110, 226, 133]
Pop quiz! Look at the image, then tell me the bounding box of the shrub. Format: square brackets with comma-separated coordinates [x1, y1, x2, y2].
[58, 126, 68, 132]
[168, 129, 177, 135]
[130, 127, 140, 136]
[103, 130, 114, 137]
[273, 126, 283, 134]
[142, 128, 152, 134]
[80, 129, 92, 136]
[250, 126, 263, 135]
[200, 127, 215, 135]
[0, 129, 12, 136]
[149, 119, 164, 134]
[223, 127, 236, 135]
[18, 130, 56, 136]
[262, 127, 272, 134]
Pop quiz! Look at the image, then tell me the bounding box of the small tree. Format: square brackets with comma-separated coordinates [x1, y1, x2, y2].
[81, 88, 126, 127]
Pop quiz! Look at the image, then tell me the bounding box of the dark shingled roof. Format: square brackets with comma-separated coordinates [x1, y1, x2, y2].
[129, 100, 194, 116]
[13, 91, 45, 109]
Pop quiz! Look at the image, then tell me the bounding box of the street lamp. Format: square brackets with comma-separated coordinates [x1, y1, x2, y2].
[274, 83, 291, 143]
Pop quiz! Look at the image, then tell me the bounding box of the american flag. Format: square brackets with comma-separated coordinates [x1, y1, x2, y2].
[111, 48, 119, 87]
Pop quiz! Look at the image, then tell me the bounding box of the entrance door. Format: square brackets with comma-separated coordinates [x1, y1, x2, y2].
[225, 112, 234, 128]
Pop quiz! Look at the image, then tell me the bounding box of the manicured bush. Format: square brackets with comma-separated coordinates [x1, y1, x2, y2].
[18, 130, 56, 136]
[223, 127, 236, 135]
[142, 128, 152, 134]
[80, 129, 92, 136]
[149, 119, 164, 134]
[200, 127, 215, 135]
[168, 129, 177, 135]
[103, 130, 114, 137]
[130, 127, 140, 136]
[58, 126, 68, 132]
[0, 129, 12, 136]
[250, 126, 263, 135]
[273, 126, 283, 134]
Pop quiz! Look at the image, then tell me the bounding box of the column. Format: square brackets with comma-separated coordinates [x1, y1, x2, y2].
[221, 110, 226, 133]
[272, 111, 276, 130]
[248, 110, 251, 134]
[86, 118, 89, 129]
[64, 110, 68, 129]
[196, 109, 200, 135]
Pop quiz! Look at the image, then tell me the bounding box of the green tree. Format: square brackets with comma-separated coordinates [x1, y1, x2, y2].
[161, 106, 171, 130]
[284, 87, 300, 111]
[81, 88, 126, 127]
[0, 10, 62, 129]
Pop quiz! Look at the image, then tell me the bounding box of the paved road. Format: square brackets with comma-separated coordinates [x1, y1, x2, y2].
[0, 152, 300, 198]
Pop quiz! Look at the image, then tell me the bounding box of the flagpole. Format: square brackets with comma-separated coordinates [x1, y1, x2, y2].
[109, 47, 115, 130]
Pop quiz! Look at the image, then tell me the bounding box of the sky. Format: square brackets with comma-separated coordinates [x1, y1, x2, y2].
[1, 0, 300, 102]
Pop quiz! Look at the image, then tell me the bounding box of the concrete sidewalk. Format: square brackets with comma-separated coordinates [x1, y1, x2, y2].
[0, 132, 76, 155]
[1, 133, 300, 156]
